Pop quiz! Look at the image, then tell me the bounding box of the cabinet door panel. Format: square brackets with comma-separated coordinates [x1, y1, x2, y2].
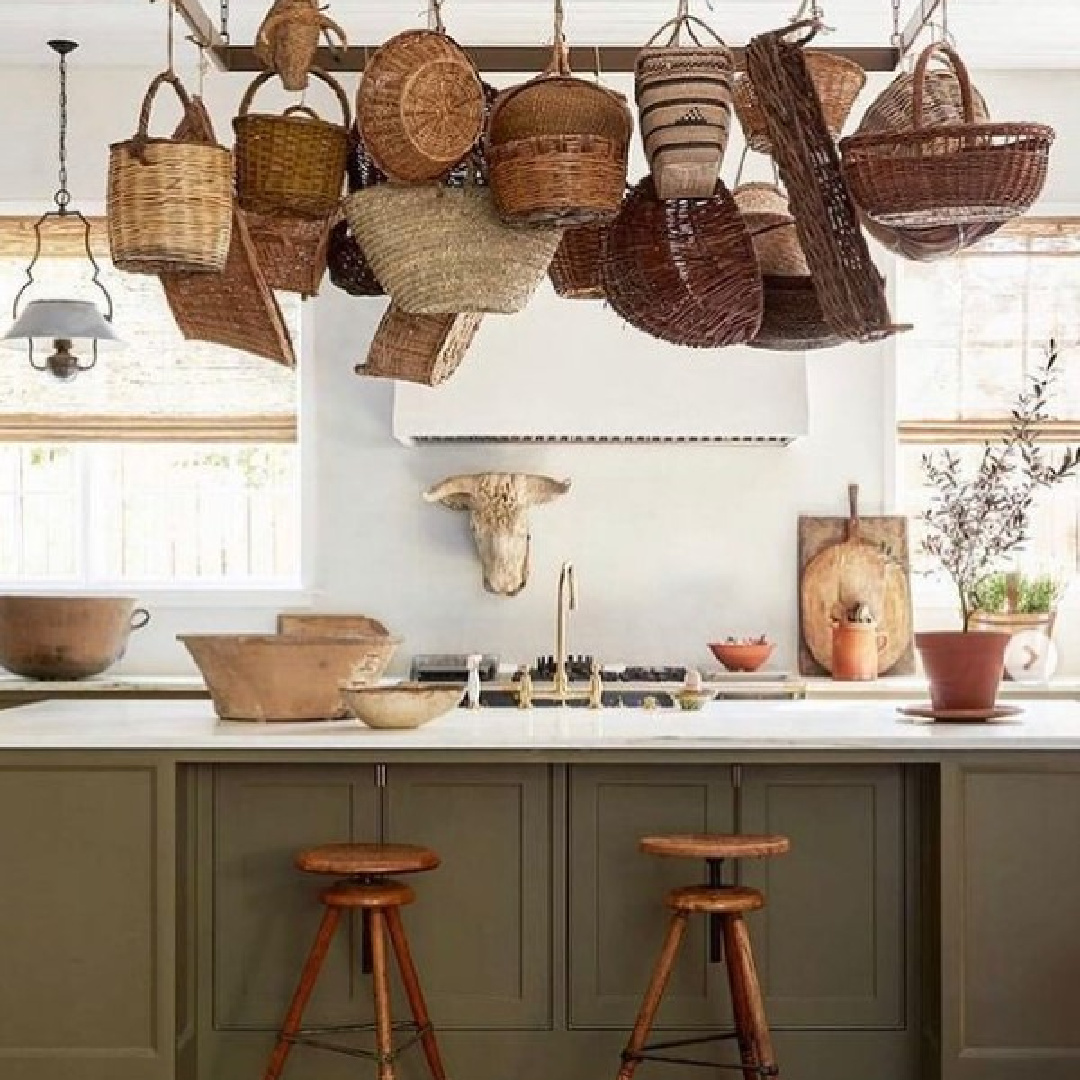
[569, 764, 735, 1029]
[0, 759, 173, 1080]
[740, 765, 907, 1029]
[211, 764, 379, 1029]
[384, 764, 553, 1029]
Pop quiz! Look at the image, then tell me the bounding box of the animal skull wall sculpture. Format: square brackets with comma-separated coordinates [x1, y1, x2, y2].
[424, 473, 571, 596]
[255, 0, 347, 92]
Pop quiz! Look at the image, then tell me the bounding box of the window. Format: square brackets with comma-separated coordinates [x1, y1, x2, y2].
[0, 216, 301, 588]
[895, 219, 1080, 587]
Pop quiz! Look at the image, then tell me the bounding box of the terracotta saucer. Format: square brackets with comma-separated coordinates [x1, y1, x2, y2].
[898, 704, 1023, 724]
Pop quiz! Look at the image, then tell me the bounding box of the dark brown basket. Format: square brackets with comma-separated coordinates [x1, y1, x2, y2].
[358, 29, 485, 183]
[328, 218, 383, 297]
[749, 275, 845, 352]
[745, 24, 899, 343]
[549, 224, 605, 300]
[601, 176, 762, 348]
[233, 69, 350, 218]
[160, 97, 295, 366]
[246, 211, 331, 298]
[862, 215, 1005, 262]
[840, 44, 1054, 229]
[359, 305, 483, 386]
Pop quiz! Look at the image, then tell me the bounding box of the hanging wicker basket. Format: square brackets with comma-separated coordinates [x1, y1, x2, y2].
[840, 44, 1054, 229]
[358, 28, 485, 183]
[487, 9, 633, 228]
[360, 305, 483, 386]
[733, 50, 865, 154]
[733, 182, 809, 277]
[862, 215, 1005, 262]
[107, 71, 233, 275]
[549, 223, 606, 299]
[634, 10, 734, 200]
[233, 69, 351, 218]
[601, 176, 762, 348]
[344, 179, 562, 314]
[749, 275, 844, 352]
[246, 211, 331, 298]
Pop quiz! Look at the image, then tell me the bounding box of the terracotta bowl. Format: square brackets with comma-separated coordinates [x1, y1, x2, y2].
[179, 634, 399, 722]
[707, 641, 776, 673]
[0, 595, 150, 680]
[342, 683, 465, 729]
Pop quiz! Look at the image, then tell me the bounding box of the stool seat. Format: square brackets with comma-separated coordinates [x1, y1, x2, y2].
[666, 885, 764, 916]
[296, 842, 441, 876]
[321, 879, 416, 909]
[640, 833, 791, 860]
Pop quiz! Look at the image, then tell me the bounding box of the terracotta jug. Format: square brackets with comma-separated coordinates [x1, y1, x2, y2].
[831, 621, 888, 682]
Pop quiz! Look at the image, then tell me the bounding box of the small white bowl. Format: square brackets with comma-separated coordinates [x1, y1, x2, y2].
[342, 682, 465, 729]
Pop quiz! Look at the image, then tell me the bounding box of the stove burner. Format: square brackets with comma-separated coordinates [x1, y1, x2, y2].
[521, 659, 689, 684]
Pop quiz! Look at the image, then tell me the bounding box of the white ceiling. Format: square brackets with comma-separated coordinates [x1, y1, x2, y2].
[0, 0, 1076, 69]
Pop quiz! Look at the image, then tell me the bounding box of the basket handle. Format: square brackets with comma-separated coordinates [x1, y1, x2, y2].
[912, 42, 976, 129]
[283, 104, 323, 120]
[131, 70, 197, 162]
[238, 67, 352, 127]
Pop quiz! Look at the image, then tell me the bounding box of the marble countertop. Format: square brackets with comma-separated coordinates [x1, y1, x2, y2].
[0, 697, 1079, 752]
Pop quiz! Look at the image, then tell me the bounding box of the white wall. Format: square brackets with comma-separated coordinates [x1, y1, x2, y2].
[1, 60, 1078, 676]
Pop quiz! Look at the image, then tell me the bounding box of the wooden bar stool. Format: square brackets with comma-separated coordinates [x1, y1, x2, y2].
[263, 842, 447, 1080]
[616, 833, 791, 1080]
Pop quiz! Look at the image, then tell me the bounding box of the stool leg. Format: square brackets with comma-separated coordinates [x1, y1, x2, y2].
[369, 908, 396, 1080]
[722, 913, 778, 1079]
[616, 912, 689, 1080]
[263, 905, 342, 1080]
[386, 906, 449, 1080]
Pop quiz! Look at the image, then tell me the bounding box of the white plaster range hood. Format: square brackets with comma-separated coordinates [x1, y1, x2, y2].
[391, 293, 810, 446]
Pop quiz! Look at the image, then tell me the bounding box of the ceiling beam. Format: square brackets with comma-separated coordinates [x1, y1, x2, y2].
[899, 0, 945, 56]
[171, 0, 228, 69]
[218, 43, 902, 75]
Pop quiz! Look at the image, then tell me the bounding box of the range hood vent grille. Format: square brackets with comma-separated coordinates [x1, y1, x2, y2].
[400, 434, 797, 446]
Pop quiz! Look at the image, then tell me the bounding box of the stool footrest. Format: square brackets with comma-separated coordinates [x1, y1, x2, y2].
[623, 1033, 779, 1076]
[286, 1020, 429, 1064]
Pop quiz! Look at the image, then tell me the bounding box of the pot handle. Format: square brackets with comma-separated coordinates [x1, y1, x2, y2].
[877, 631, 889, 655]
[130, 608, 151, 632]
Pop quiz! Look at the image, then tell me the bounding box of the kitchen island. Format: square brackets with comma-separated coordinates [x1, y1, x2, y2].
[1, 698, 1077, 1080]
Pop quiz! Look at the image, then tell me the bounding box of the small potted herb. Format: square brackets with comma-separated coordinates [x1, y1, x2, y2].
[917, 343, 1079, 710]
[968, 570, 1063, 639]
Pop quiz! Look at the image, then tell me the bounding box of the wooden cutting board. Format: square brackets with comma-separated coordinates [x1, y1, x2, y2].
[798, 485, 914, 677]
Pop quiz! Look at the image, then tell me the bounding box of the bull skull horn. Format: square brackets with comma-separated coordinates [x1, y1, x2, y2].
[524, 475, 572, 504]
[423, 475, 480, 512]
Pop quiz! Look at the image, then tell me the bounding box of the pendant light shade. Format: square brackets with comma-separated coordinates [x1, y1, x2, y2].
[2, 300, 123, 348]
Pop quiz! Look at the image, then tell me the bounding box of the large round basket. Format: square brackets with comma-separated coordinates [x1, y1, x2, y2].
[549, 223, 605, 300]
[487, 37, 633, 226]
[862, 215, 1004, 262]
[344, 182, 562, 314]
[358, 28, 484, 183]
[108, 72, 232, 275]
[601, 177, 762, 348]
[360, 305, 483, 386]
[733, 182, 809, 277]
[749, 275, 844, 352]
[635, 12, 734, 200]
[840, 44, 1054, 229]
[233, 69, 350, 218]
[733, 51, 865, 154]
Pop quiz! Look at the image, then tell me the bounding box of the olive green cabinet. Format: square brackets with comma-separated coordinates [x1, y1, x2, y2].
[941, 760, 1080, 1080]
[0, 756, 175, 1080]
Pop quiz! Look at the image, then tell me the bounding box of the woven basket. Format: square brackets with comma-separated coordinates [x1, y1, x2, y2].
[635, 12, 734, 200]
[234, 69, 350, 218]
[841, 45, 1054, 229]
[549, 223, 605, 300]
[160, 96, 295, 366]
[246, 211, 331, 298]
[734, 50, 865, 154]
[749, 275, 844, 352]
[344, 181, 561, 314]
[358, 29, 484, 183]
[488, 31, 633, 226]
[733, 182, 809, 277]
[254, 2, 347, 93]
[858, 60, 990, 136]
[360, 305, 483, 386]
[328, 217, 383, 296]
[108, 71, 232, 275]
[745, 24, 898, 343]
[863, 215, 1004, 262]
[601, 176, 762, 348]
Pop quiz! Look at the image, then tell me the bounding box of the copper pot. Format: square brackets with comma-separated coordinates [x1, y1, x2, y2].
[831, 623, 888, 681]
[0, 596, 150, 680]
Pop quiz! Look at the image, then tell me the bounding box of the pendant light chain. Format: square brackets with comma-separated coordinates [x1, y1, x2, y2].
[54, 47, 70, 213]
[220, 0, 230, 44]
[890, 0, 902, 47]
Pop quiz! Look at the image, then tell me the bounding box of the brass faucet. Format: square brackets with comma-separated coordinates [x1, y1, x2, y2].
[554, 561, 577, 698]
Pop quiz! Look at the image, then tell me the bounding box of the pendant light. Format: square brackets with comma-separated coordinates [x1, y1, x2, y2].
[2, 40, 122, 381]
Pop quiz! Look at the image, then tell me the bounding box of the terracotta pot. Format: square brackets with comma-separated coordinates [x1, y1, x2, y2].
[915, 631, 1009, 711]
[831, 623, 888, 681]
[0, 595, 150, 680]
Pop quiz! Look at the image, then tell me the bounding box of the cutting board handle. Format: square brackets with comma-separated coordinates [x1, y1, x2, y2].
[846, 483, 861, 541]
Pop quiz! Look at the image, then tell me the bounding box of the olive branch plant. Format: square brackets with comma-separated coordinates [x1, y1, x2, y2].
[920, 341, 1080, 631]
